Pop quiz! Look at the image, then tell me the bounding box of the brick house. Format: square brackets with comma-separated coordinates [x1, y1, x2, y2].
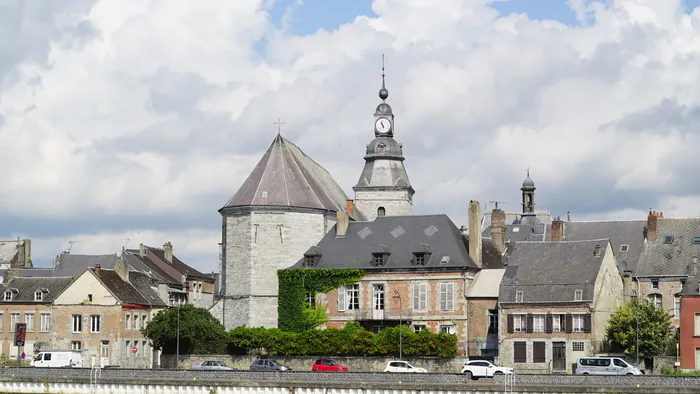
[465, 268, 505, 359]
[286, 203, 503, 356]
[678, 275, 700, 370]
[52, 262, 167, 368]
[0, 276, 73, 359]
[499, 240, 623, 373]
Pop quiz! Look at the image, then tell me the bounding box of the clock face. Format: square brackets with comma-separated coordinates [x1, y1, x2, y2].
[375, 118, 391, 134]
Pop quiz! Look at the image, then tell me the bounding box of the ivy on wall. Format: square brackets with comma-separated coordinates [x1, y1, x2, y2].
[278, 268, 365, 332]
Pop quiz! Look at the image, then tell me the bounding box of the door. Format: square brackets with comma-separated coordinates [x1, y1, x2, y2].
[552, 342, 566, 371]
[372, 284, 385, 320]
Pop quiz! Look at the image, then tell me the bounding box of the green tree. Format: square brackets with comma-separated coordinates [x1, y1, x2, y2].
[142, 304, 227, 354]
[606, 299, 672, 359]
[301, 305, 328, 330]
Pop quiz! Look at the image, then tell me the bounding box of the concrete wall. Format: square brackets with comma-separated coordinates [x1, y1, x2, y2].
[354, 189, 412, 222]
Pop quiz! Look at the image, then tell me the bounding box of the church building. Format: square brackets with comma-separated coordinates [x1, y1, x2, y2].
[211, 66, 414, 329]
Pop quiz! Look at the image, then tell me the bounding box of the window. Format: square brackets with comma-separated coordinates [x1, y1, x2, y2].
[515, 291, 524, 303]
[574, 289, 583, 301]
[4, 291, 12, 301]
[306, 292, 316, 307]
[25, 313, 34, 332]
[514, 341, 527, 363]
[552, 314, 564, 332]
[34, 291, 43, 301]
[533, 342, 546, 363]
[695, 313, 700, 336]
[572, 314, 584, 332]
[694, 237, 700, 245]
[513, 314, 526, 332]
[648, 293, 662, 309]
[100, 341, 109, 359]
[142, 315, 148, 329]
[651, 280, 659, 290]
[533, 314, 545, 332]
[488, 309, 498, 334]
[87, 294, 93, 302]
[71, 341, 81, 350]
[72, 314, 82, 333]
[572, 341, 585, 352]
[372, 253, 386, 266]
[126, 341, 131, 358]
[304, 256, 315, 267]
[90, 315, 101, 333]
[412, 282, 427, 311]
[338, 284, 360, 311]
[440, 324, 456, 335]
[620, 244, 630, 252]
[125, 314, 131, 330]
[675, 296, 681, 318]
[10, 313, 19, 331]
[134, 314, 141, 330]
[40, 313, 50, 332]
[377, 207, 386, 217]
[412, 324, 427, 333]
[439, 282, 454, 311]
[664, 236, 674, 244]
[415, 254, 424, 265]
[0, 313, 4, 332]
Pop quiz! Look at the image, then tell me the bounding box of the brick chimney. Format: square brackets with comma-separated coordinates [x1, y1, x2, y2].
[16, 239, 31, 268]
[647, 211, 663, 241]
[551, 217, 565, 242]
[468, 200, 483, 268]
[163, 242, 173, 264]
[336, 211, 349, 237]
[490, 206, 506, 253]
[94, 264, 101, 275]
[346, 199, 355, 217]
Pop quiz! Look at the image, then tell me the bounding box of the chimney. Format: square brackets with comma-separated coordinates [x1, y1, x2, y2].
[94, 264, 101, 275]
[115, 259, 129, 282]
[336, 211, 349, 237]
[346, 199, 355, 217]
[551, 217, 565, 242]
[468, 200, 483, 268]
[567, 211, 571, 222]
[139, 243, 146, 258]
[490, 207, 506, 253]
[163, 242, 173, 264]
[54, 254, 62, 267]
[647, 211, 663, 241]
[16, 239, 31, 268]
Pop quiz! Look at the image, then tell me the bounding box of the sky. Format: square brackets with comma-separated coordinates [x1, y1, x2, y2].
[3, 0, 700, 272]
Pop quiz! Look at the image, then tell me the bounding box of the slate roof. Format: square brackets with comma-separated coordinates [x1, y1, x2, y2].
[0, 277, 73, 303]
[545, 220, 646, 273]
[147, 246, 213, 281]
[91, 268, 150, 306]
[288, 214, 484, 271]
[499, 239, 611, 303]
[52, 254, 118, 277]
[222, 134, 350, 213]
[636, 218, 700, 276]
[128, 271, 168, 307]
[122, 251, 176, 284]
[462, 235, 507, 269]
[467, 269, 506, 298]
[0, 268, 53, 279]
[481, 213, 551, 243]
[354, 137, 413, 192]
[679, 275, 700, 296]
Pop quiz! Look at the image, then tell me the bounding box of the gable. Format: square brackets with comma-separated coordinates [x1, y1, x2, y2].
[54, 271, 118, 306]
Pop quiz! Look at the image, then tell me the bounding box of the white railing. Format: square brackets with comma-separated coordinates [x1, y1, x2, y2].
[504, 372, 515, 393]
[90, 365, 101, 394]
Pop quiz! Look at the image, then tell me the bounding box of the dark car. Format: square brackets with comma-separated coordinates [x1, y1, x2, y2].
[249, 358, 292, 371]
[312, 359, 349, 372]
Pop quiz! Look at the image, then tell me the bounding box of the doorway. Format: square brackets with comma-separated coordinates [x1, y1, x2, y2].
[552, 342, 566, 371]
[372, 284, 385, 320]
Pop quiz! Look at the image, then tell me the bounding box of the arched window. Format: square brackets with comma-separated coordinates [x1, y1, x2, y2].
[377, 207, 386, 217]
[648, 293, 662, 309]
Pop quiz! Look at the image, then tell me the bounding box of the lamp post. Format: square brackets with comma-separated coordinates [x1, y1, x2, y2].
[176, 299, 181, 369]
[392, 290, 402, 360]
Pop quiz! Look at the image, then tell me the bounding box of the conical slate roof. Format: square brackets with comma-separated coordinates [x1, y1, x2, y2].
[221, 135, 350, 212]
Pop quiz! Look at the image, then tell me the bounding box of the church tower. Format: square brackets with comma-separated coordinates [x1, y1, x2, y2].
[521, 169, 536, 217]
[353, 59, 414, 221]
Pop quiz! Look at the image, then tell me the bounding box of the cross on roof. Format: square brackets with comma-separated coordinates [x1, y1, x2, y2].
[274, 118, 285, 135]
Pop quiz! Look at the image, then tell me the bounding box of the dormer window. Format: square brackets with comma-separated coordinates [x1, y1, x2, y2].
[304, 256, 316, 267]
[664, 236, 674, 244]
[371, 252, 389, 267]
[3, 291, 12, 301]
[593, 244, 601, 257]
[34, 291, 43, 301]
[515, 291, 524, 303]
[574, 289, 583, 301]
[693, 237, 700, 245]
[302, 247, 322, 268]
[620, 244, 629, 253]
[412, 252, 430, 266]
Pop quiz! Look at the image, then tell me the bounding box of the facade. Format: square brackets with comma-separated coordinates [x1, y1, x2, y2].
[679, 276, 700, 371]
[287, 210, 503, 356]
[0, 239, 32, 269]
[465, 269, 505, 359]
[0, 276, 73, 359]
[499, 240, 623, 373]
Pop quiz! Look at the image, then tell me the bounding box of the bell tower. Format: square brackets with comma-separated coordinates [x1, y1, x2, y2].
[353, 56, 414, 221]
[521, 167, 536, 216]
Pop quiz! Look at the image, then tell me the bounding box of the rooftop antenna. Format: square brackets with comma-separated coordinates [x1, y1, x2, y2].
[123, 237, 131, 249]
[489, 201, 507, 210]
[66, 240, 80, 254]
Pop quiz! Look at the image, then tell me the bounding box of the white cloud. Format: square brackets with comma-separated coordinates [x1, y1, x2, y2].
[3, 0, 700, 270]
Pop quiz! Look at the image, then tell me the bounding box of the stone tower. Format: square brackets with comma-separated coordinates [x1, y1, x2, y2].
[212, 134, 350, 330]
[521, 169, 536, 217]
[353, 59, 414, 221]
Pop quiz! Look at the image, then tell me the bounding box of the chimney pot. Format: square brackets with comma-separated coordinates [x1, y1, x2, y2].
[163, 242, 173, 264]
[139, 243, 146, 258]
[336, 212, 349, 237]
[95, 264, 101, 275]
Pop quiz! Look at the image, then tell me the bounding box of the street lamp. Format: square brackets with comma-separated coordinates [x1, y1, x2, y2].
[172, 297, 181, 369]
[392, 290, 402, 360]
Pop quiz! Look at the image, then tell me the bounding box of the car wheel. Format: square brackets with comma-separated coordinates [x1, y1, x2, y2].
[464, 371, 472, 380]
[626, 373, 634, 375]
[494, 371, 503, 377]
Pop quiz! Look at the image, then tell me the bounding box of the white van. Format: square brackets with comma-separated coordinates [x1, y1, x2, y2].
[30, 350, 84, 368]
[575, 357, 643, 375]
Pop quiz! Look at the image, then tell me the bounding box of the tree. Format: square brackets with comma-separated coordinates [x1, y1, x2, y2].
[301, 305, 328, 331]
[606, 299, 672, 360]
[142, 304, 228, 354]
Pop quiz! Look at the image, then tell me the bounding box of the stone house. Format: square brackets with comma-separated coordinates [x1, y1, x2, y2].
[499, 240, 623, 373]
[286, 203, 503, 356]
[52, 263, 167, 368]
[0, 276, 73, 359]
[465, 268, 505, 359]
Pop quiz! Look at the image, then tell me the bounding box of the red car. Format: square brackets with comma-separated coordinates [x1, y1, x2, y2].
[311, 359, 349, 372]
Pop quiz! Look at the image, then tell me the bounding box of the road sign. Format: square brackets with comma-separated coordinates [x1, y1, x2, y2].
[20, 352, 25, 359]
[131, 347, 137, 353]
[14, 323, 26, 346]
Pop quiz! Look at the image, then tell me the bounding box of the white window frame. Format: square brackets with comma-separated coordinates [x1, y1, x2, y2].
[675, 296, 681, 319]
[412, 282, 427, 311]
[620, 244, 629, 253]
[347, 283, 359, 310]
[439, 282, 455, 311]
[574, 289, 583, 301]
[412, 324, 427, 333]
[533, 314, 545, 332]
[90, 315, 101, 333]
[134, 313, 141, 330]
[572, 341, 585, 352]
[71, 341, 81, 350]
[34, 291, 43, 301]
[695, 313, 700, 336]
[648, 293, 662, 309]
[440, 324, 456, 335]
[552, 314, 563, 332]
[514, 313, 526, 332]
[572, 314, 584, 332]
[651, 280, 660, 290]
[25, 313, 34, 332]
[3, 291, 12, 301]
[515, 291, 524, 303]
[40, 313, 50, 332]
[72, 314, 82, 333]
[9, 313, 19, 332]
[100, 341, 110, 359]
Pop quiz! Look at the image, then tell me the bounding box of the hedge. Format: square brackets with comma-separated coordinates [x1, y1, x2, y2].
[228, 322, 457, 357]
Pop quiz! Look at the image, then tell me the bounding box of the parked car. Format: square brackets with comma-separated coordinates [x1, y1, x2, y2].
[30, 350, 84, 368]
[191, 360, 234, 370]
[250, 358, 292, 371]
[311, 359, 349, 372]
[460, 360, 513, 380]
[575, 357, 643, 375]
[383, 361, 427, 373]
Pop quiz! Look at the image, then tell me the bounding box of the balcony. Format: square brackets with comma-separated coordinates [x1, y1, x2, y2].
[355, 308, 413, 321]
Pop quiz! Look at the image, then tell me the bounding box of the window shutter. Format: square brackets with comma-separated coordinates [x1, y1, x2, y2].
[526, 313, 534, 333]
[447, 283, 454, 310]
[420, 283, 427, 311]
[583, 314, 592, 333]
[440, 283, 447, 310]
[545, 313, 553, 333]
[513, 341, 526, 363]
[337, 286, 346, 312]
[507, 314, 514, 333]
[412, 283, 419, 310]
[533, 342, 546, 363]
[565, 313, 573, 333]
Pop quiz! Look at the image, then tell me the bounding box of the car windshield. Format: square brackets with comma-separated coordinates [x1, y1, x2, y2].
[33, 354, 42, 361]
[326, 360, 336, 366]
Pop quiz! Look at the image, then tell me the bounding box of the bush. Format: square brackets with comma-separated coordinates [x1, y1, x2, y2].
[228, 323, 457, 357]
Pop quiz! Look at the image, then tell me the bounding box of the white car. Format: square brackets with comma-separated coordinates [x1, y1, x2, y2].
[461, 360, 513, 380]
[383, 361, 428, 373]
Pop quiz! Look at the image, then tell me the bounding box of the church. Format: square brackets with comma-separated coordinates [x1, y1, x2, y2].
[210, 67, 415, 329]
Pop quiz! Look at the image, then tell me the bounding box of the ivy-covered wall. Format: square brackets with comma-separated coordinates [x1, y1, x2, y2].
[278, 268, 365, 332]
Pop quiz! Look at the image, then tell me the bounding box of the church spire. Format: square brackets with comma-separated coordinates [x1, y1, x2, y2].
[373, 54, 394, 137]
[379, 54, 389, 102]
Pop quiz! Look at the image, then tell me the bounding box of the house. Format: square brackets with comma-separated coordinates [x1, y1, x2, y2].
[286, 200, 504, 356]
[678, 273, 700, 371]
[0, 276, 73, 358]
[0, 239, 32, 269]
[635, 212, 700, 327]
[499, 240, 623, 373]
[465, 268, 505, 359]
[51, 262, 167, 368]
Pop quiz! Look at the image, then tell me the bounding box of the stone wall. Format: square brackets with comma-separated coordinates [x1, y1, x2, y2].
[354, 189, 412, 221]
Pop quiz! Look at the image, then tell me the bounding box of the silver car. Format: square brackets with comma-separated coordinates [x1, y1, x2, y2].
[250, 359, 292, 371]
[191, 360, 234, 370]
